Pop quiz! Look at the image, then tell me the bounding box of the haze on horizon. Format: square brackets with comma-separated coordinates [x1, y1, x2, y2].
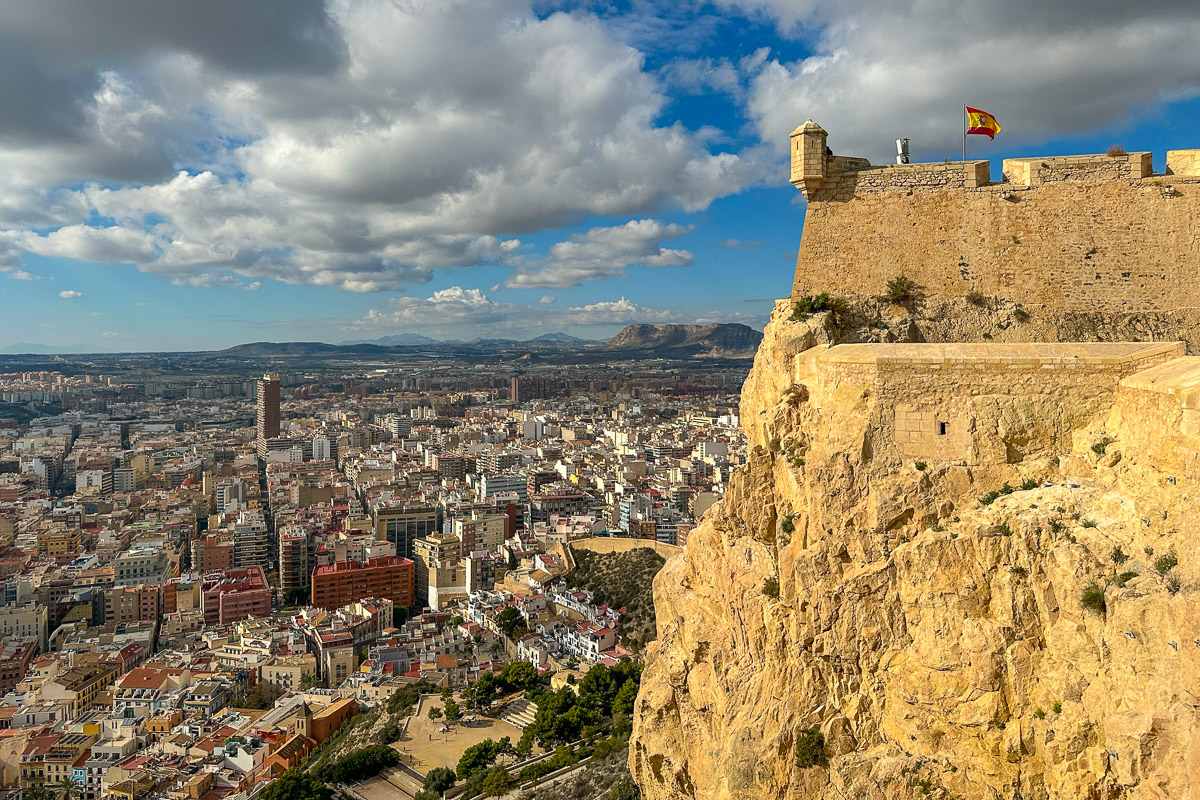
[1, 0, 1199, 351]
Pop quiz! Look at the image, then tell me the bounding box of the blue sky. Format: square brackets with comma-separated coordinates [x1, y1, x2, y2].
[1, 0, 1198, 351]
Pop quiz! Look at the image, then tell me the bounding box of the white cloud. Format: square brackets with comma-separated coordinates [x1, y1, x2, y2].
[6, 270, 36, 280]
[538, 295, 556, 304]
[244, 281, 261, 291]
[58, 289, 82, 299]
[349, 285, 759, 334]
[505, 219, 693, 289]
[729, 0, 1200, 162]
[0, 0, 763, 292]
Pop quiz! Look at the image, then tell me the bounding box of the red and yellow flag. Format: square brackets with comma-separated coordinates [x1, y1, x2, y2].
[966, 106, 1001, 139]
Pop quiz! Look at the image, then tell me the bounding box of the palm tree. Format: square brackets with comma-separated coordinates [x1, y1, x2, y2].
[24, 785, 52, 800]
[57, 776, 81, 800]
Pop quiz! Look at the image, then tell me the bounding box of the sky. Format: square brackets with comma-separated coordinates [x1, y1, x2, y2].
[1, 0, 1199, 351]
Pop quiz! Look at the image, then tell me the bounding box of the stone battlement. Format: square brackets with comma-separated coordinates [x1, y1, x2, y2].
[789, 120, 1200, 311]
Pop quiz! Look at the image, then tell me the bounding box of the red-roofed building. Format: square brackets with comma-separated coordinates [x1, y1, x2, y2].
[202, 567, 271, 626]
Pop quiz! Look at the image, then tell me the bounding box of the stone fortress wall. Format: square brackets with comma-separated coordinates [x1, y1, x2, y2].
[789, 120, 1200, 311]
[798, 341, 1183, 466]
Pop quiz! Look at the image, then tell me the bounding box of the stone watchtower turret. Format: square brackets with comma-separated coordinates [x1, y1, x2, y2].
[789, 119, 827, 200]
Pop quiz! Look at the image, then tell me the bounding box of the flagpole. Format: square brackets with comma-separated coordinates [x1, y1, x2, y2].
[963, 105, 967, 162]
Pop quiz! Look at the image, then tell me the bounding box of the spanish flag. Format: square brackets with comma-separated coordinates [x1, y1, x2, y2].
[966, 106, 1001, 139]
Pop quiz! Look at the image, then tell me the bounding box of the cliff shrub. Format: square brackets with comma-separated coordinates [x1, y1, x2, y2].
[1033, 707, 1046, 719]
[762, 577, 780, 599]
[1020, 478, 1038, 491]
[1111, 547, 1129, 565]
[914, 461, 927, 471]
[780, 514, 795, 534]
[1107, 144, 1126, 157]
[1155, 551, 1178, 575]
[1013, 306, 1031, 323]
[881, 274, 920, 305]
[1091, 439, 1110, 455]
[790, 293, 848, 321]
[1081, 582, 1106, 614]
[1116, 571, 1138, 588]
[1051, 701, 1062, 714]
[794, 727, 827, 769]
[1081, 519, 1097, 528]
[965, 289, 987, 306]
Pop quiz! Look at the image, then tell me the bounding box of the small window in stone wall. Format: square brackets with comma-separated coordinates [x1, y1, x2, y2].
[937, 421, 948, 436]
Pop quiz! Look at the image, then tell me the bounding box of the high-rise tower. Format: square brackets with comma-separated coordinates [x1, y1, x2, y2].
[256, 373, 280, 457]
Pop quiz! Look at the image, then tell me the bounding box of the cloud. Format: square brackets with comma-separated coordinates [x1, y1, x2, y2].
[244, 281, 261, 291]
[0, 0, 763, 292]
[538, 295, 556, 304]
[350, 285, 757, 334]
[6, 270, 36, 280]
[717, 237, 763, 249]
[729, 0, 1200, 162]
[561, 297, 676, 326]
[505, 219, 693, 289]
[58, 289, 82, 299]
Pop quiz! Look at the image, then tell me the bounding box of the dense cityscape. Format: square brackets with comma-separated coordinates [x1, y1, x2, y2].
[0, 352, 748, 799]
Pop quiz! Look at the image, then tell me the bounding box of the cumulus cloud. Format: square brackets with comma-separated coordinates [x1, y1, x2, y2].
[505, 219, 693, 289]
[538, 295, 557, 304]
[0, 0, 763, 292]
[728, 0, 1200, 162]
[350, 285, 758, 335]
[58, 289, 82, 299]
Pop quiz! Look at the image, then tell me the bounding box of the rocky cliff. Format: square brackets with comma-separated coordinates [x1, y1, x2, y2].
[630, 296, 1200, 800]
[605, 323, 762, 358]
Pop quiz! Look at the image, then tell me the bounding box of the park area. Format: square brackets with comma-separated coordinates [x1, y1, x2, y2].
[394, 694, 527, 774]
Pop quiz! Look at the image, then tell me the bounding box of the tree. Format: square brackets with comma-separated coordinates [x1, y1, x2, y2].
[499, 661, 538, 691]
[496, 607, 525, 638]
[471, 674, 498, 708]
[25, 787, 51, 800]
[480, 768, 513, 798]
[455, 738, 511, 779]
[299, 672, 324, 690]
[422, 767, 456, 795]
[428, 706, 443, 722]
[450, 615, 464, 627]
[507, 550, 518, 570]
[258, 770, 331, 800]
[612, 679, 638, 716]
[56, 777, 81, 800]
[443, 697, 462, 721]
[234, 682, 286, 710]
[314, 745, 400, 783]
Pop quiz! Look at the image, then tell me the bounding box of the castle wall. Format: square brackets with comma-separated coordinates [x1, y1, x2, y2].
[813, 343, 1183, 464]
[791, 149, 1200, 311]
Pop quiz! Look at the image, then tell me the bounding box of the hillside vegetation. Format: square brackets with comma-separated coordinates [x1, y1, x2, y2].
[566, 548, 666, 650]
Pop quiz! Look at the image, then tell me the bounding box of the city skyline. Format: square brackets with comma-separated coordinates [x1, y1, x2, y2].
[3, 0, 1200, 350]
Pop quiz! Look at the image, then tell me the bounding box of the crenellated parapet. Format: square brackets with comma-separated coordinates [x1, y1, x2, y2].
[790, 120, 1200, 311]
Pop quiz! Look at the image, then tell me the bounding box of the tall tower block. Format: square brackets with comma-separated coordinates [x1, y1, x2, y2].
[256, 373, 281, 455]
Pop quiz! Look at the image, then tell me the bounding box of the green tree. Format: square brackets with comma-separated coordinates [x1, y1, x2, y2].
[25, 787, 52, 800]
[299, 672, 324, 690]
[499, 660, 538, 691]
[496, 607, 525, 638]
[56, 777, 81, 800]
[480, 768, 513, 798]
[258, 770, 331, 800]
[450, 615, 465, 627]
[612, 679, 638, 716]
[314, 745, 400, 783]
[428, 706, 443, 722]
[455, 737, 511, 779]
[422, 766, 456, 795]
[443, 697, 462, 721]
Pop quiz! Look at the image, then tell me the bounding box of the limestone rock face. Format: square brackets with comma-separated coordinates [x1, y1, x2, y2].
[630, 301, 1200, 800]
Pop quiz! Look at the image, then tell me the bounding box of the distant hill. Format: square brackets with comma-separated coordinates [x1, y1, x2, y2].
[529, 332, 590, 342]
[604, 323, 762, 357]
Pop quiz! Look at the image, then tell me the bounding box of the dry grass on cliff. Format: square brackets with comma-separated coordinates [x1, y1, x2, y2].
[566, 548, 666, 651]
